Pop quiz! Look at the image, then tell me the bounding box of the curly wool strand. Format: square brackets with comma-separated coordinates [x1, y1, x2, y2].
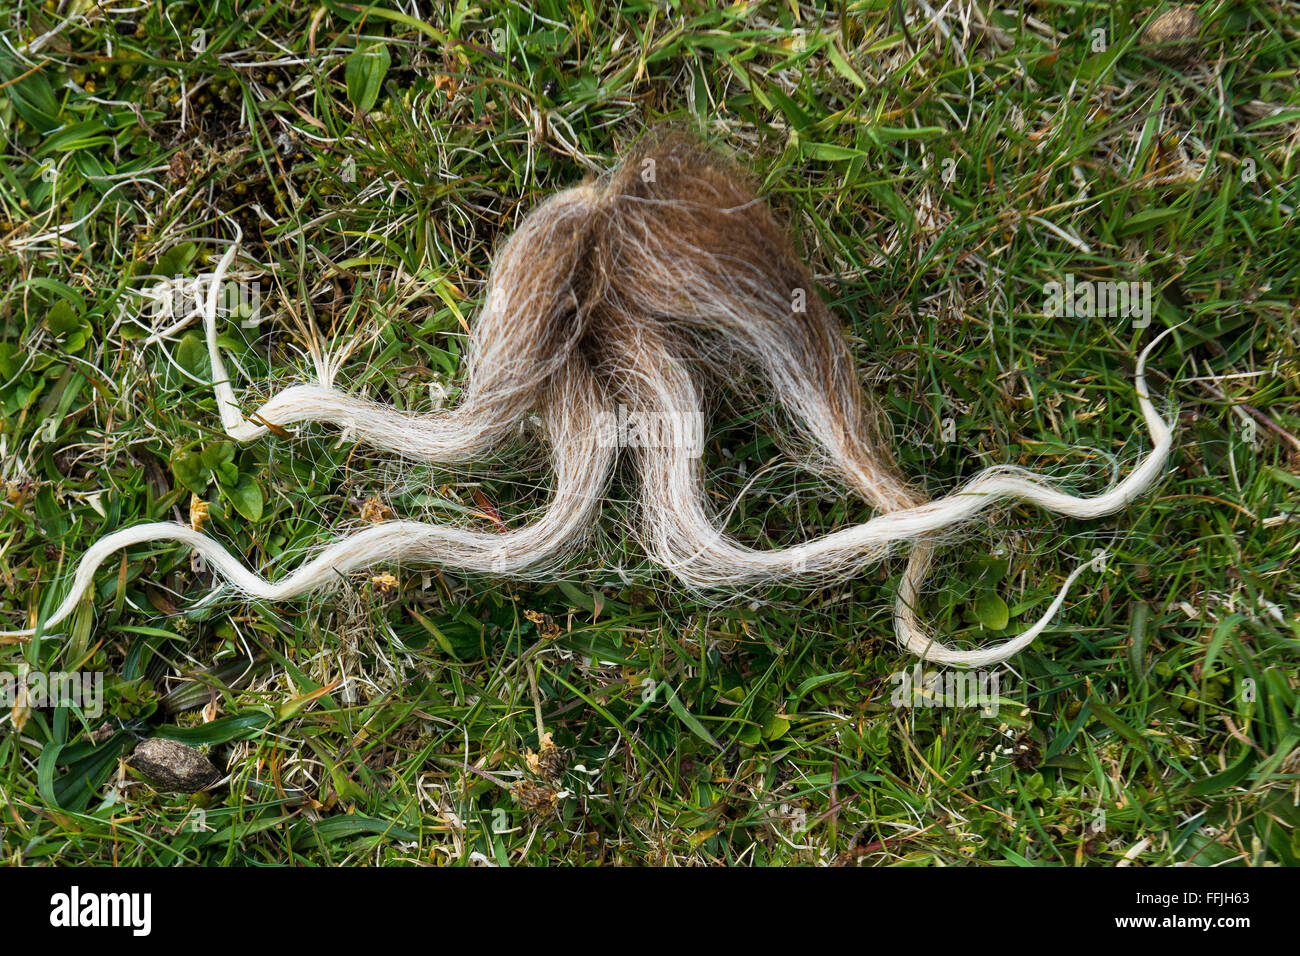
[4, 136, 1175, 666]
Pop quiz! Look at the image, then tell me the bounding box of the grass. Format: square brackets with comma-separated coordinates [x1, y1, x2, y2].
[0, 0, 1297, 866]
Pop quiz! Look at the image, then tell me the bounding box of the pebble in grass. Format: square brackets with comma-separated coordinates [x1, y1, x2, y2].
[1141, 5, 1204, 63]
[129, 738, 221, 793]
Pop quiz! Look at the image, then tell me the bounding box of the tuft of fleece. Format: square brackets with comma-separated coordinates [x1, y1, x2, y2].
[4, 133, 1175, 665]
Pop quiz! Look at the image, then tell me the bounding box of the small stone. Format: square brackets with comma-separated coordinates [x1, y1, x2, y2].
[129, 738, 221, 793]
[1142, 6, 1203, 63]
[88, 723, 116, 744]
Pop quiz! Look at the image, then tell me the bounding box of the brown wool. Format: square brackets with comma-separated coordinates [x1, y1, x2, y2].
[4, 134, 1175, 666]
